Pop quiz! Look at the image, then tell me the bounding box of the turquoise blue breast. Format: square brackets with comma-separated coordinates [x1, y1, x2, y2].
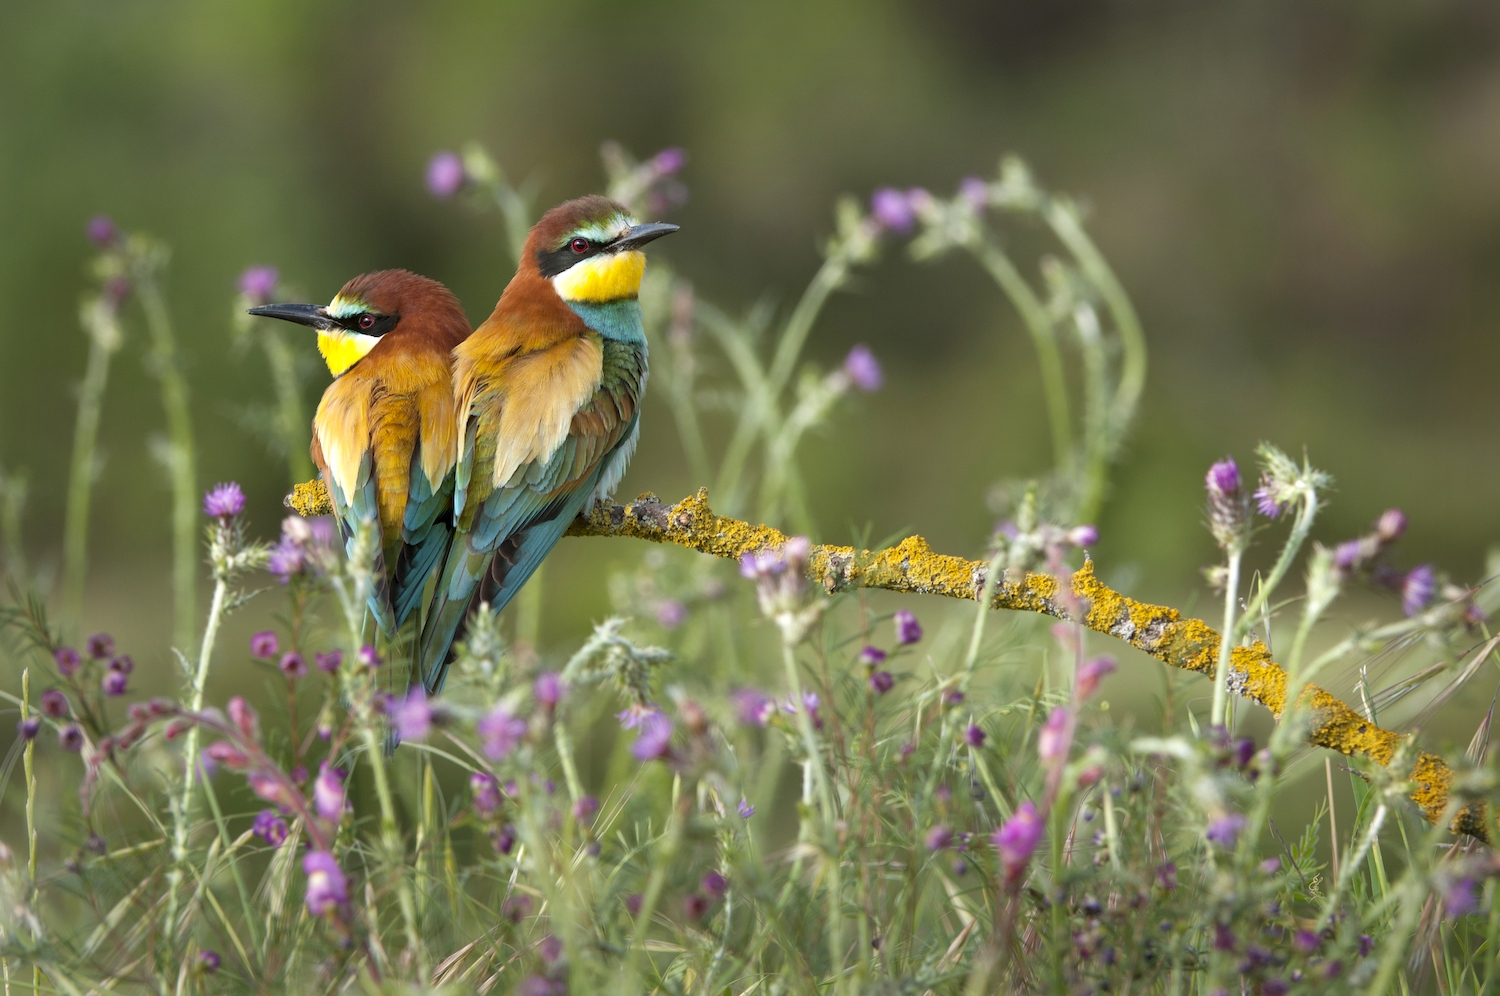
[567, 299, 646, 345]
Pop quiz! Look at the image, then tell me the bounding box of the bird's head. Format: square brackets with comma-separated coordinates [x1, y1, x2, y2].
[526, 195, 678, 304]
[247, 269, 468, 376]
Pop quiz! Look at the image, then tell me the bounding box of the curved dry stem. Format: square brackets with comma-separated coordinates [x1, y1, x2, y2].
[287, 480, 1478, 839]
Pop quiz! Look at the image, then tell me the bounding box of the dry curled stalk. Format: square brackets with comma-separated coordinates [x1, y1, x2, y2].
[287, 479, 1481, 839]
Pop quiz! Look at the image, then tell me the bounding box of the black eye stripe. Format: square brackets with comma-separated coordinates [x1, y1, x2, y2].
[339, 313, 399, 337]
[537, 236, 611, 278]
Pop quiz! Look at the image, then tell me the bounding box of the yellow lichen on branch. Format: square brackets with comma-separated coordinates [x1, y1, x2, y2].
[287, 479, 1476, 837]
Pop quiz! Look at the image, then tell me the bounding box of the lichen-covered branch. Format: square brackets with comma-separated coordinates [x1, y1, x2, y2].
[287, 480, 1477, 837]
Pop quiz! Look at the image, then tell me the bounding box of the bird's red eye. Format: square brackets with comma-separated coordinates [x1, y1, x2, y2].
[571, 238, 590, 254]
[358, 314, 376, 330]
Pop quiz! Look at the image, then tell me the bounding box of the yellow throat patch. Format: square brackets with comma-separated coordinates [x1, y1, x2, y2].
[551, 251, 646, 304]
[317, 329, 381, 377]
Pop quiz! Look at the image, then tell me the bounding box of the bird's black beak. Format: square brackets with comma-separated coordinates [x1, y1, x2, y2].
[610, 222, 679, 252]
[246, 303, 338, 330]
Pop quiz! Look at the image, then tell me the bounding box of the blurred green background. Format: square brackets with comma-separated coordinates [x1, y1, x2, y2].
[2, 1, 1497, 709]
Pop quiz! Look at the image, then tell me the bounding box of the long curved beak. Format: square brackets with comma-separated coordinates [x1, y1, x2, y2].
[246, 303, 338, 330]
[610, 222, 679, 252]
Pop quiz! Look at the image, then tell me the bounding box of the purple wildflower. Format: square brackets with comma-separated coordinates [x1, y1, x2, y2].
[55, 646, 80, 676]
[631, 712, 674, 762]
[843, 344, 883, 391]
[108, 654, 132, 674]
[926, 825, 953, 851]
[701, 871, 728, 898]
[1402, 565, 1436, 617]
[651, 146, 687, 176]
[1259, 856, 1281, 874]
[993, 801, 1044, 882]
[40, 690, 69, 719]
[1443, 877, 1478, 918]
[87, 215, 118, 246]
[314, 650, 342, 673]
[572, 795, 598, 823]
[1214, 922, 1236, 951]
[859, 645, 887, 666]
[252, 810, 288, 846]
[196, 950, 221, 974]
[944, 689, 965, 706]
[392, 688, 432, 742]
[1205, 814, 1246, 848]
[737, 797, 755, 818]
[732, 688, 774, 726]
[1359, 935, 1373, 957]
[267, 538, 304, 583]
[87, 633, 114, 659]
[470, 772, 502, 817]
[1069, 524, 1099, 547]
[1262, 980, 1288, 996]
[203, 482, 245, 519]
[959, 175, 989, 209]
[313, 763, 346, 822]
[278, 652, 306, 678]
[303, 850, 348, 916]
[1253, 475, 1285, 519]
[356, 645, 381, 669]
[683, 893, 709, 920]
[655, 599, 687, 629]
[1037, 706, 1074, 764]
[59, 724, 84, 751]
[1293, 930, 1319, 954]
[893, 609, 922, 645]
[965, 723, 986, 748]
[1206, 458, 1241, 496]
[18, 717, 40, 740]
[870, 187, 916, 233]
[616, 703, 661, 730]
[1334, 539, 1364, 571]
[1075, 655, 1116, 699]
[495, 825, 516, 854]
[478, 706, 528, 761]
[1156, 863, 1177, 891]
[425, 151, 465, 199]
[237, 266, 279, 301]
[102, 669, 127, 697]
[869, 670, 895, 694]
[533, 672, 564, 708]
[1376, 508, 1407, 544]
[249, 631, 279, 659]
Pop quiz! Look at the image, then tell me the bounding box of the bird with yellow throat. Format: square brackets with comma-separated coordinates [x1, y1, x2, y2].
[248, 270, 471, 634]
[416, 197, 677, 694]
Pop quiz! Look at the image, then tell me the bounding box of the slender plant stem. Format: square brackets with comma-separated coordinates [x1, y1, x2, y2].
[166, 571, 227, 931]
[1209, 550, 1242, 728]
[63, 303, 121, 629]
[359, 721, 428, 979]
[781, 640, 845, 987]
[973, 239, 1073, 476]
[137, 274, 198, 651]
[1045, 200, 1147, 439]
[1234, 496, 1318, 642]
[259, 328, 312, 486]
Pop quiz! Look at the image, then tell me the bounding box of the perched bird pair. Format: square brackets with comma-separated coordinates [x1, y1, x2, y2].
[249, 196, 677, 694]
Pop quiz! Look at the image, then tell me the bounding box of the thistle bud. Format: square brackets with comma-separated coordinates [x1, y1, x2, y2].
[1204, 457, 1250, 553]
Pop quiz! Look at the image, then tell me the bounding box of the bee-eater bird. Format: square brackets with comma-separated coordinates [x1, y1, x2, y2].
[416, 196, 677, 694]
[248, 270, 471, 633]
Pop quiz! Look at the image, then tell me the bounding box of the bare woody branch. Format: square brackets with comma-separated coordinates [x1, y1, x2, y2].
[287, 480, 1479, 838]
